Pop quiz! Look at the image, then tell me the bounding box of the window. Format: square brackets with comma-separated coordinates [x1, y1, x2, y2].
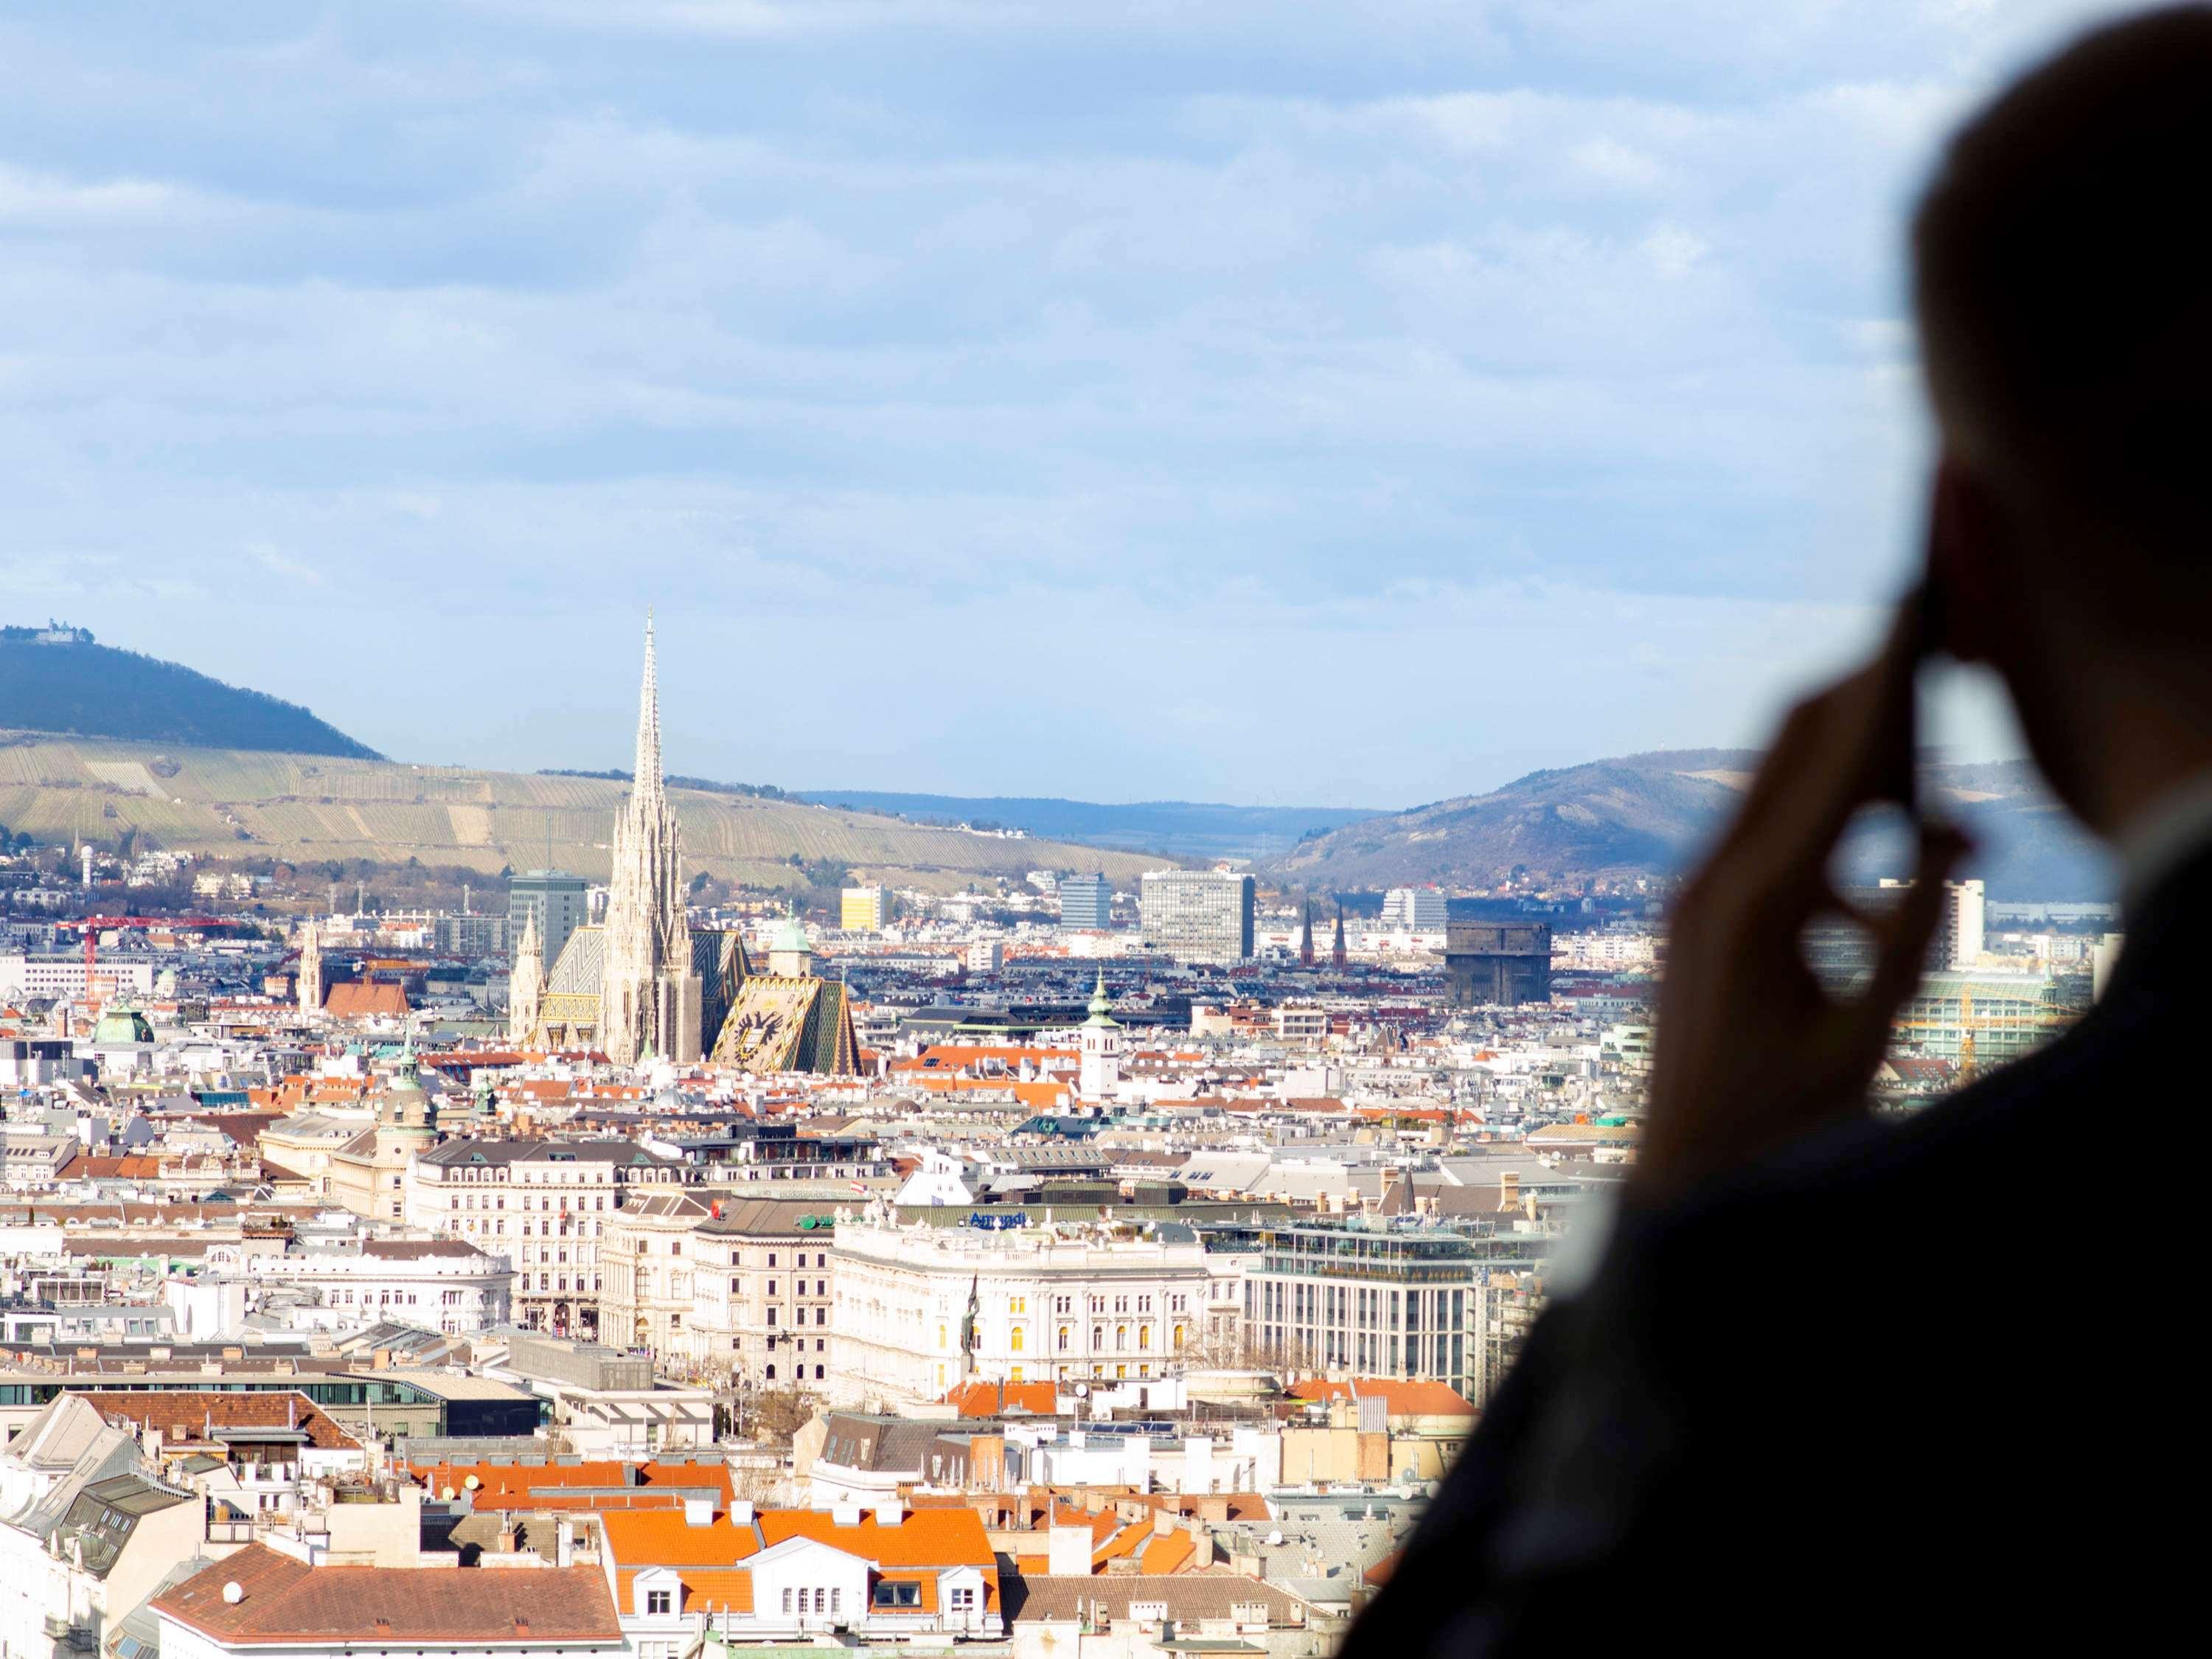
[1058, 1326, 1071, 1351]
[782, 1589, 793, 1615]
[1009, 1296, 1026, 1314]
[815, 1363, 825, 1380]
[873, 1582, 921, 1609]
[950, 1587, 976, 1611]
[646, 1590, 672, 1615]
[1010, 1327, 1025, 1352]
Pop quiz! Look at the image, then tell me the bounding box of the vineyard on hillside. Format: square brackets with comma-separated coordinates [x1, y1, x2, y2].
[0, 734, 1167, 891]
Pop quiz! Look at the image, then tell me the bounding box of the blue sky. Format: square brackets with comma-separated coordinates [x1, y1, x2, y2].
[0, 1, 2138, 807]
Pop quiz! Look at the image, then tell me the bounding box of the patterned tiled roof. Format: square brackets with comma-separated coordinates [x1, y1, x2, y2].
[154, 1545, 621, 1643]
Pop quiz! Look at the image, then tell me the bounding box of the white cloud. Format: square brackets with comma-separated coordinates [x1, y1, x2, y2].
[0, 0, 2151, 801]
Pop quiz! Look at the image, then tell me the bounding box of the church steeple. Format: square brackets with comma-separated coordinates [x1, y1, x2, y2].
[600, 612, 699, 1065]
[633, 610, 664, 818]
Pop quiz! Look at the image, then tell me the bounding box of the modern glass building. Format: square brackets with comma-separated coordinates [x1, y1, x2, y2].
[1241, 1222, 1486, 1397]
[1058, 872, 1113, 932]
[507, 869, 590, 970]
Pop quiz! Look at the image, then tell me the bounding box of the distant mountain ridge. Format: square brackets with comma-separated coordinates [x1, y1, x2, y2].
[799, 790, 1382, 865]
[1, 626, 378, 759]
[1270, 748, 2112, 902]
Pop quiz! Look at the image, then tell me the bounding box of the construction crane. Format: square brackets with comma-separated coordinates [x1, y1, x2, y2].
[57, 914, 239, 1011]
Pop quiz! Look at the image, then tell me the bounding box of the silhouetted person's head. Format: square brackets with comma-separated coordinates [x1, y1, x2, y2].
[1916, 4, 2212, 832]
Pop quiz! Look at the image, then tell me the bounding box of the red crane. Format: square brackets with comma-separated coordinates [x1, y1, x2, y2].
[58, 915, 240, 1009]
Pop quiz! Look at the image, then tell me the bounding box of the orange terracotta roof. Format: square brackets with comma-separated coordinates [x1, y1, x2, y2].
[1285, 1377, 1475, 1416]
[942, 1380, 1058, 1417]
[1139, 1532, 1198, 1574]
[409, 1460, 732, 1511]
[757, 1508, 995, 1568]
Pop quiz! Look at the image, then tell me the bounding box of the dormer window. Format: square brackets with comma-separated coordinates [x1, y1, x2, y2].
[646, 1590, 672, 1615]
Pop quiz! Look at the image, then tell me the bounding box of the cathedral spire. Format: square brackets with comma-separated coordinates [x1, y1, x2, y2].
[600, 610, 698, 1066]
[634, 610, 664, 800]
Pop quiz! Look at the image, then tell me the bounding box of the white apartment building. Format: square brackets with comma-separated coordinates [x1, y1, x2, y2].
[407, 1137, 692, 1340]
[829, 1216, 1214, 1408]
[0, 953, 158, 999]
[225, 1238, 515, 1333]
[681, 1199, 841, 1390]
[1381, 887, 1449, 930]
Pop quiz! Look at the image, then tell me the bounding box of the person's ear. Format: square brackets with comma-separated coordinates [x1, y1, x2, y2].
[1925, 449, 2003, 665]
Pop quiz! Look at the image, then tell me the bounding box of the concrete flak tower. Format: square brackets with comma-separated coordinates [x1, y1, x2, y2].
[508, 908, 544, 1046]
[599, 613, 701, 1065]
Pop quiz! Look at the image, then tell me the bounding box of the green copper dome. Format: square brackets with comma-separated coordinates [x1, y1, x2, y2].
[771, 911, 812, 956]
[93, 1003, 155, 1046]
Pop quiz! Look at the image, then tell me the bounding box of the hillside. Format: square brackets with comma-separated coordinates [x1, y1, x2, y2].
[0, 734, 1169, 894]
[1270, 748, 2112, 902]
[0, 627, 378, 759]
[801, 790, 1380, 863]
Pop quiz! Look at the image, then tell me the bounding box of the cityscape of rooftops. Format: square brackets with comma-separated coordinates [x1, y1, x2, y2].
[0, 3, 2151, 1655]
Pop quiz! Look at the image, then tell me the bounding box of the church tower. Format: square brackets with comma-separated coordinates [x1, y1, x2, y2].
[1298, 898, 1316, 967]
[1077, 967, 1124, 1101]
[298, 919, 323, 1015]
[1330, 905, 1348, 970]
[599, 614, 702, 1065]
[508, 909, 543, 1046]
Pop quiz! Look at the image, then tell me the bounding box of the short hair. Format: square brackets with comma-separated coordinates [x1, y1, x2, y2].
[1914, 5, 2212, 564]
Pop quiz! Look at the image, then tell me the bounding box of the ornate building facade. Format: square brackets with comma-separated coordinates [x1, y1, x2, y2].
[507, 910, 543, 1045]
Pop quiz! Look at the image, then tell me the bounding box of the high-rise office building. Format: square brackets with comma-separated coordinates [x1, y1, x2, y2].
[1943, 879, 1986, 970]
[508, 869, 590, 975]
[1058, 872, 1113, 932]
[1382, 886, 1449, 930]
[1139, 869, 1255, 964]
[841, 885, 888, 933]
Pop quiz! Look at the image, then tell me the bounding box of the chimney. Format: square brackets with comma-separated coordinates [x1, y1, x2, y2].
[1498, 1172, 1520, 1211]
[727, 1500, 754, 1526]
[874, 1501, 902, 1526]
[684, 1495, 715, 1526]
[555, 1516, 574, 1568]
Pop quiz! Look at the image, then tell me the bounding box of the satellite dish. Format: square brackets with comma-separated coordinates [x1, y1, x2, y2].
[1072, 1382, 1089, 1397]
[463, 1475, 480, 1490]
[222, 1584, 244, 1605]
[442, 1486, 456, 1501]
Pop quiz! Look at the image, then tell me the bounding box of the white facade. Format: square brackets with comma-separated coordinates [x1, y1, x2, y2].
[1381, 887, 1449, 930]
[224, 1240, 514, 1333]
[1137, 870, 1254, 964]
[830, 1218, 1214, 1408]
[0, 955, 157, 999]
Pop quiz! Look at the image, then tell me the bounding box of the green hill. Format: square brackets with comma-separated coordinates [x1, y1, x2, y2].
[0, 626, 378, 758]
[0, 732, 1169, 894]
[1269, 748, 2112, 902]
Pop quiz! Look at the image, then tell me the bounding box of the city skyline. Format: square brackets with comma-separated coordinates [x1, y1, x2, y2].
[0, 1, 2140, 804]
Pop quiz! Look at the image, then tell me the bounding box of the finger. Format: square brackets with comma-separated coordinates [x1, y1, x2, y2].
[1860, 825, 1973, 1014]
[1724, 596, 1924, 848]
